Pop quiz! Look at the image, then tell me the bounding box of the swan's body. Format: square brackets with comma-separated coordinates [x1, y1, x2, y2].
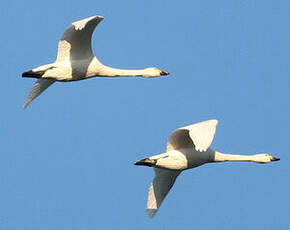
[22, 15, 169, 108]
[134, 119, 280, 218]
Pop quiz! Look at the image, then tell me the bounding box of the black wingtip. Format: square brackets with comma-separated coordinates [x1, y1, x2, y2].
[22, 70, 44, 78]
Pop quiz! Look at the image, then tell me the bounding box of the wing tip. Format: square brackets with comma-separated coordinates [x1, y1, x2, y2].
[92, 15, 104, 21]
[209, 119, 218, 126]
[203, 119, 218, 127]
[72, 15, 104, 30]
[146, 208, 157, 218]
[22, 100, 30, 109]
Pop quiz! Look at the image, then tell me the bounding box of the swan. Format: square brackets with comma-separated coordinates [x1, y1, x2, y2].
[22, 15, 169, 108]
[134, 119, 280, 218]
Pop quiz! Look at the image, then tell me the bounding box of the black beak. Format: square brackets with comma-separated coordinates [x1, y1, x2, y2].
[271, 157, 280, 162]
[160, 71, 169, 76]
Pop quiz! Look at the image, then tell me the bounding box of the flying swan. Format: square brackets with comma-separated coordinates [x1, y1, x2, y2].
[22, 15, 169, 108]
[134, 119, 280, 218]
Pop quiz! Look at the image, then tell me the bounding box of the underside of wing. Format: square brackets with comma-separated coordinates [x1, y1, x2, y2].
[147, 168, 180, 218]
[23, 79, 55, 109]
[167, 119, 218, 152]
[166, 128, 195, 151]
[56, 15, 104, 62]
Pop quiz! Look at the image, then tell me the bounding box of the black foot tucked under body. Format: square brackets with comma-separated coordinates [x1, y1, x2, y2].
[22, 70, 45, 78]
[134, 158, 157, 167]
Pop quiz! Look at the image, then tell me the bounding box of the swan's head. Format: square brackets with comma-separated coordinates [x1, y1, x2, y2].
[253, 153, 280, 163]
[142, 67, 169, 78]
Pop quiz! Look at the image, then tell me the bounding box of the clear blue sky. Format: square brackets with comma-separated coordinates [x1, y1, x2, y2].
[1, 0, 289, 229]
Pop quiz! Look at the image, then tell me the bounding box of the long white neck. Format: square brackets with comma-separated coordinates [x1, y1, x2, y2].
[214, 151, 258, 162]
[96, 63, 146, 77]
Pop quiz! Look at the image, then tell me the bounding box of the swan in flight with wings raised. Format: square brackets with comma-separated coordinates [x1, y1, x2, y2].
[134, 119, 280, 218]
[22, 15, 169, 108]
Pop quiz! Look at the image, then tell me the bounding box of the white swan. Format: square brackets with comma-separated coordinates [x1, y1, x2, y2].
[134, 119, 280, 218]
[22, 15, 169, 108]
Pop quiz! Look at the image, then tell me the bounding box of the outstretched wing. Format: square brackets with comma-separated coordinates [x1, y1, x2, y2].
[23, 79, 55, 109]
[147, 168, 181, 218]
[167, 119, 218, 152]
[56, 15, 104, 62]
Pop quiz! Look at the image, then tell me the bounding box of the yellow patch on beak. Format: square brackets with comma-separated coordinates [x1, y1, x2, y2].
[268, 155, 280, 161]
[155, 68, 169, 76]
[156, 68, 163, 74]
[269, 155, 275, 161]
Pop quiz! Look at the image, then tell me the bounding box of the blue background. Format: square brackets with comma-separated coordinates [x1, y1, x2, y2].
[1, 0, 289, 229]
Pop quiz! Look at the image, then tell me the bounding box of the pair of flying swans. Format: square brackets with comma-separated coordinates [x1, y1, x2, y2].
[134, 119, 280, 218]
[22, 15, 280, 219]
[22, 15, 169, 108]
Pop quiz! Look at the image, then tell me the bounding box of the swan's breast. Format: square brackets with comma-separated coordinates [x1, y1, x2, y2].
[155, 150, 188, 170]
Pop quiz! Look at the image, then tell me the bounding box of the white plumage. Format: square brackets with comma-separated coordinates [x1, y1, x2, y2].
[167, 119, 218, 152]
[135, 119, 280, 218]
[22, 15, 169, 108]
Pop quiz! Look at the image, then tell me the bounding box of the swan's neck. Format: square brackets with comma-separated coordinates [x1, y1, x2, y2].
[214, 151, 256, 162]
[96, 64, 145, 77]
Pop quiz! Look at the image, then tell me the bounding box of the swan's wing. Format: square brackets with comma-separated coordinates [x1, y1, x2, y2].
[147, 168, 181, 218]
[23, 79, 55, 109]
[56, 15, 104, 62]
[167, 119, 218, 152]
